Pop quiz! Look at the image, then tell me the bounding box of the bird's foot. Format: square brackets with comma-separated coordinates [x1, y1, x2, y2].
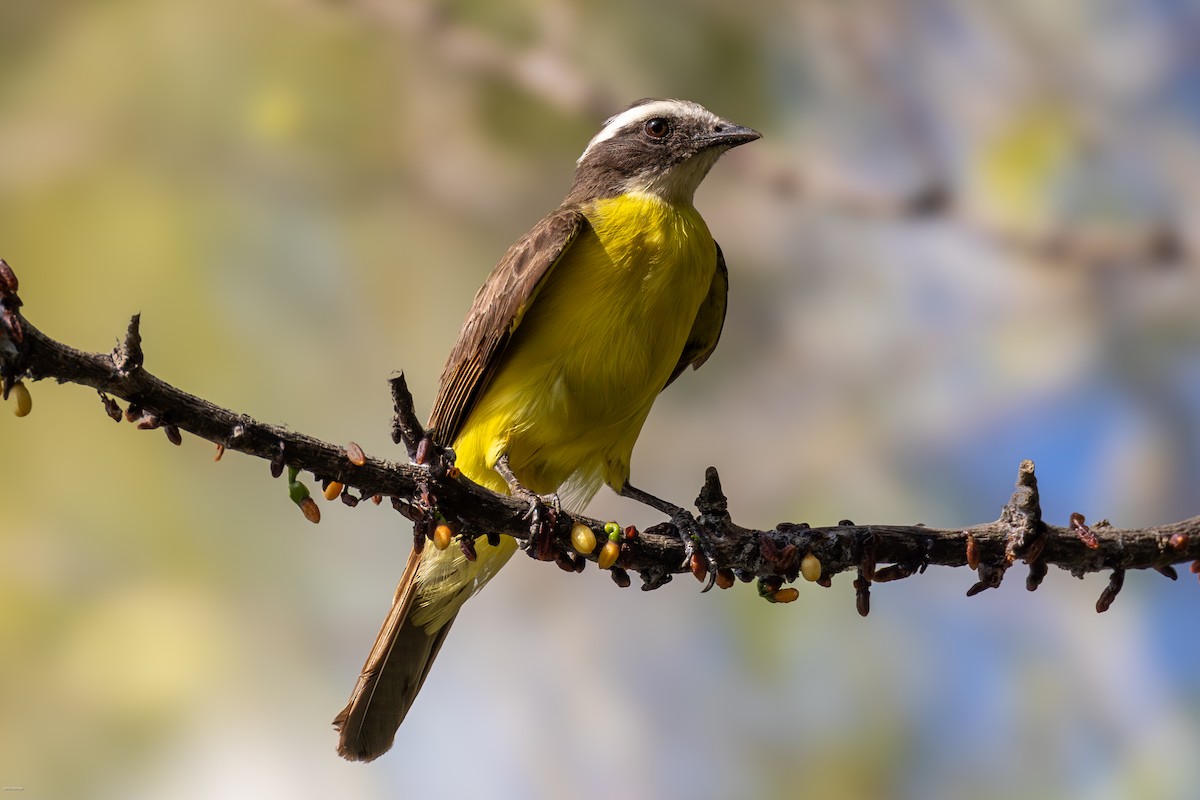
[518, 489, 561, 561]
[495, 454, 560, 560]
[620, 482, 719, 592]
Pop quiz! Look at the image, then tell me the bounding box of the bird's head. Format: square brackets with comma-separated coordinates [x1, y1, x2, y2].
[569, 98, 760, 206]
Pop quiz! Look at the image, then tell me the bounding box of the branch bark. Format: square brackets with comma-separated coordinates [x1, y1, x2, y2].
[1, 258, 1197, 614]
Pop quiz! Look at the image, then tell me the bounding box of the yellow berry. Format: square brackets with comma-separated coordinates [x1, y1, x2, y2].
[570, 522, 597, 555]
[800, 553, 822, 582]
[11, 381, 31, 417]
[597, 539, 620, 570]
[772, 587, 799, 604]
[323, 481, 344, 501]
[433, 524, 453, 551]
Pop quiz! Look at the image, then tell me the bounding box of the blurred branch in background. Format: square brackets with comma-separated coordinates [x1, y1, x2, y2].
[330, 0, 1193, 267]
[345, 0, 615, 117]
[765, 0, 1189, 266]
[5, 258, 1198, 616]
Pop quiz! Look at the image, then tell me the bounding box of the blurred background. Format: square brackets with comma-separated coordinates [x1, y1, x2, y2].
[2, 0, 1200, 798]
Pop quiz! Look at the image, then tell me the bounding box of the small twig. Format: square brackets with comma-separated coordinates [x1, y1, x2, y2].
[388, 373, 425, 460]
[112, 313, 143, 375]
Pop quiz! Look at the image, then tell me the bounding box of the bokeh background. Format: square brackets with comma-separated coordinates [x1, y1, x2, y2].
[3, 1, 1200, 798]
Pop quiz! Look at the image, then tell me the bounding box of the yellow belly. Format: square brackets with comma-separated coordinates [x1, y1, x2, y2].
[410, 193, 717, 631]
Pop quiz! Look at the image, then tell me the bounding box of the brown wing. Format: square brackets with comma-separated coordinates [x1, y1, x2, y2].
[664, 241, 729, 388]
[427, 206, 588, 445]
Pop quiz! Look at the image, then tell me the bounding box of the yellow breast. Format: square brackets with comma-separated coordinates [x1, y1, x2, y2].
[453, 191, 718, 500]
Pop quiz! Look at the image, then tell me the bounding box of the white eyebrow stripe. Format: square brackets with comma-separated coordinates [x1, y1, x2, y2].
[577, 99, 700, 164]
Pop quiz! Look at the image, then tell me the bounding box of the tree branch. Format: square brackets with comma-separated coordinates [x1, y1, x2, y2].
[1, 258, 1196, 614]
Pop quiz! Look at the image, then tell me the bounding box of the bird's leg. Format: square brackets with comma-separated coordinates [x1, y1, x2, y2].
[494, 454, 560, 559]
[620, 481, 718, 592]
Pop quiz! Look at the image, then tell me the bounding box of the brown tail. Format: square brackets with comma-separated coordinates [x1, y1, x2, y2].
[333, 549, 455, 762]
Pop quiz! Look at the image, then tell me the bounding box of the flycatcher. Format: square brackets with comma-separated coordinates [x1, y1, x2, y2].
[334, 98, 759, 761]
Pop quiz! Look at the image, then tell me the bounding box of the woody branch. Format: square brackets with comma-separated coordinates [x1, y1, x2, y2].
[1, 257, 1197, 614]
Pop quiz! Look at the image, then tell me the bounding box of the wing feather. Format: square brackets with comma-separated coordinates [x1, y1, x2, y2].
[664, 241, 729, 388]
[427, 207, 588, 444]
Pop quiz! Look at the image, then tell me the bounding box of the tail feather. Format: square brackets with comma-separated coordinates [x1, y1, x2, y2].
[333, 550, 454, 762]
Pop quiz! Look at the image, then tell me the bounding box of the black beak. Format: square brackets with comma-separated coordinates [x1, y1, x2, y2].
[698, 122, 761, 149]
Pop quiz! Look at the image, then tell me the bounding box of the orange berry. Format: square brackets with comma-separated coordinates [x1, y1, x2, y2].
[433, 524, 453, 551]
[300, 497, 321, 524]
[597, 539, 620, 570]
[714, 568, 735, 590]
[772, 587, 799, 604]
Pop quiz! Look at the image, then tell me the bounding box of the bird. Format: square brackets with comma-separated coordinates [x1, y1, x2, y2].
[333, 98, 759, 761]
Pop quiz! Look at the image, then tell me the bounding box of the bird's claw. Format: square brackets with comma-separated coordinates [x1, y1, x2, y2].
[515, 489, 560, 561]
[619, 482, 721, 592]
[521, 491, 561, 521]
[493, 455, 561, 560]
[671, 511, 719, 593]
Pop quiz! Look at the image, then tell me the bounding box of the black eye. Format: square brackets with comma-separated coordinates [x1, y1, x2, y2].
[644, 118, 670, 139]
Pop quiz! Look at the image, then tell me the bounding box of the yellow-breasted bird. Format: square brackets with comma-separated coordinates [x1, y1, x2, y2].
[334, 99, 759, 761]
